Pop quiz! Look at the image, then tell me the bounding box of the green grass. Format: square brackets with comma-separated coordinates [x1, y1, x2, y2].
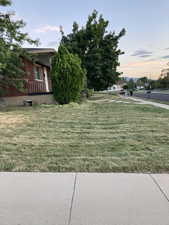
[0, 93, 169, 172]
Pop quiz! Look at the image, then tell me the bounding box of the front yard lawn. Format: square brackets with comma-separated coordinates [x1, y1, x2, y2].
[0, 93, 169, 172]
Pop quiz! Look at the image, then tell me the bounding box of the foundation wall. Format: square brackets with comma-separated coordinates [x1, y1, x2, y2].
[0, 94, 56, 106]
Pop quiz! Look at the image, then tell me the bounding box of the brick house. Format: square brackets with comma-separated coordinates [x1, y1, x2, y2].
[1, 48, 56, 106]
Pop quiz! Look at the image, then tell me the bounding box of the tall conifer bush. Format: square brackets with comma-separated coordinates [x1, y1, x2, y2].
[51, 45, 85, 104]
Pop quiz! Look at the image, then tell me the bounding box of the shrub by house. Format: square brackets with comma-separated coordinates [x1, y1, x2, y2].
[51, 45, 85, 104]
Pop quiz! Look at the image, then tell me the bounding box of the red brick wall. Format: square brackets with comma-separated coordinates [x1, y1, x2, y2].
[5, 58, 51, 97]
[4, 59, 28, 97]
[5, 86, 26, 97]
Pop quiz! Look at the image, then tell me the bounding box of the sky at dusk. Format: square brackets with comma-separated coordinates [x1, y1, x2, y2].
[2, 0, 169, 79]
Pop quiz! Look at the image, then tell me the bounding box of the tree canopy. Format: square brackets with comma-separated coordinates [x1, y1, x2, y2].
[158, 71, 169, 89]
[61, 10, 126, 91]
[0, 0, 38, 95]
[127, 78, 136, 90]
[0, 0, 11, 6]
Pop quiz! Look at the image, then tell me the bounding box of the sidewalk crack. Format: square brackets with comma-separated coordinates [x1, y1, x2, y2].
[149, 174, 169, 205]
[68, 173, 77, 225]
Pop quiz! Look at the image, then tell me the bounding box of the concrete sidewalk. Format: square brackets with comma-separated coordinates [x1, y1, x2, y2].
[127, 96, 169, 110]
[0, 173, 169, 225]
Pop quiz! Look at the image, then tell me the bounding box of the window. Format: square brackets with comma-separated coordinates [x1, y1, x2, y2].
[34, 65, 43, 80]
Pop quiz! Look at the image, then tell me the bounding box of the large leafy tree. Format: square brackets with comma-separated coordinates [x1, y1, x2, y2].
[0, 0, 38, 95]
[61, 10, 126, 91]
[136, 77, 149, 88]
[51, 45, 85, 104]
[158, 72, 169, 89]
[127, 78, 136, 90]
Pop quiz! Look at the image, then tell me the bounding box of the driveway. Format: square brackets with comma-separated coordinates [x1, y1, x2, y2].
[0, 173, 169, 225]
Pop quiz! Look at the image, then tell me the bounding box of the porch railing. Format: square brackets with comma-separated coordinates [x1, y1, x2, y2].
[25, 79, 53, 94]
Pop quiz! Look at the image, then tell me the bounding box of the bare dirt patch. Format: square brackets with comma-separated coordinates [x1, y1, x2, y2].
[0, 114, 27, 128]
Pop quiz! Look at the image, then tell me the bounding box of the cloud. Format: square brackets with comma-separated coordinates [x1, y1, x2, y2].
[160, 55, 169, 59]
[47, 41, 58, 47]
[120, 60, 160, 69]
[139, 54, 152, 58]
[35, 25, 60, 33]
[164, 48, 169, 50]
[119, 58, 169, 79]
[131, 49, 153, 57]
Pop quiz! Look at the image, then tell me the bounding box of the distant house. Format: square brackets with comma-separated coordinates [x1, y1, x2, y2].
[107, 84, 122, 92]
[1, 48, 56, 106]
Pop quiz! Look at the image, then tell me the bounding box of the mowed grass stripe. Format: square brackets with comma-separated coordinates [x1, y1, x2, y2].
[0, 93, 169, 172]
